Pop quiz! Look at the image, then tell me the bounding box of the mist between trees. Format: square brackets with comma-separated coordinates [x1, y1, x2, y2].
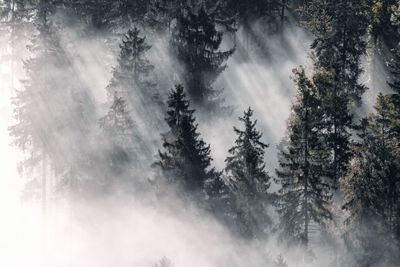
[1, 1, 400, 267]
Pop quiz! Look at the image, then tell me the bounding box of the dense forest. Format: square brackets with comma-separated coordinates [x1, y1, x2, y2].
[1, 0, 400, 267]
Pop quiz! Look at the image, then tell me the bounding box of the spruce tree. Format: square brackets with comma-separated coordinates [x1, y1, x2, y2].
[370, 94, 400, 241]
[276, 67, 332, 248]
[9, 2, 97, 195]
[171, 6, 234, 108]
[0, 0, 34, 88]
[65, 0, 151, 31]
[154, 84, 235, 221]
[107, 27, 162, 152]
[225, 107, 272, 238]
[369, 0, 399, 48]
[99, 94, 142, 176]
[342, 94, 400, 266]
[224, 0, 285, 29]
[154, 84, 218, 192]
[306, 0, 370, 188]
[107, 27, 156, 101]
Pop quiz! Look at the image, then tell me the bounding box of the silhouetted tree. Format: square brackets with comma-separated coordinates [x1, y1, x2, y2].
[276, 67, 332, 248]
[342, 94, 400, 266]
[154, 84, 218, 193]
[99, 95, 141, 176]
[225, 107, 273, 238]
[304, 0, 369, 188]
[171, 6, 234, 109]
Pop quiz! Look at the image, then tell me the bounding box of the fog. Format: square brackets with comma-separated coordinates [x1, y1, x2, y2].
[0, 9, 390, 267]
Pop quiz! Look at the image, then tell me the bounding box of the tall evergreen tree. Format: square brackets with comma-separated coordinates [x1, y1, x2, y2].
[0, 0, 34, 88]
[99, 94, 142, 176]
[304, 0, 370, 188]
[225, 107, 272, 238]
[9, 1, 97, 195]
[107, 27, 156, 101]
[171, 6, 234, 108]
[154, 84, 218, 192]
[154, 84, 235, 222]
[64, 0, 151, 31]
[224, 0, 286, 29]
[369, 0, 399, 48]
[107, 27, 162, 153]
[276, 68, 332, 248]
[342, 94, 400, 266]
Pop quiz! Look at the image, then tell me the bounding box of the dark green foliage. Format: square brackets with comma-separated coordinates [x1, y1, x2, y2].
[388, 43, 400, 106]
[224, 0, 286, 28]
[154, 84, 217, 191]
[311, 0, 369, 103]
[171, 6, 234, 108]
[225, 107, 272, 238]
[154, 84, 235, 225]
[303, 0, 370, 188]
[342, 93, 400, 266]
[313, 67, 353, 189]
[64, 0, 151, 30]
[276, 67, 332, 247]
[369, 0, 399, 48]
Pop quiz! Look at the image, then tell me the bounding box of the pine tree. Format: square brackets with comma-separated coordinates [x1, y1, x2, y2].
[154, 84, 217, 192]
[370, 94, 400, 242]
[388, 42, 400, 103]
[0, 0, 34, 88]
[305, 0, 370, 188]
[369, 0, 399, 48]
[224, 0, 286, 29]
[341, 94, 400, 266]
[171, 6, 234, 108]
[107, 27, 162, 153]
[225, 107, 272, 238]
[313, 67, 353, 189]
[99, 94, 141, 176]
[9, 1, 97, 195]
[276, 67, 332, 248]
[64, 0, 151, 31]
[154, 84, 234, 221]
[108, 27, 156, 100]
[9, 2, 63, 172]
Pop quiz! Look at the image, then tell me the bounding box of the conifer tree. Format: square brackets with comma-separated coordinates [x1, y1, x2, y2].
[224, 0, 286, 29]
[369, 0, 399, 48]
[388, 43, 400, 102]
[370, 94, 400, 241]
[171, 6, 234, 108]
[225, 107, 272, 238]
[99, 94, 142, 176]
[64, 0, 151, 31]
[342, 94, 400, 266]
[107, 27, 162, 152]
[304, 0, 370, 187]
[0, 0, 34, 88]
[154, 84, 219, 192]
[276, 68, 332, 248]
[154, 84, 235, 221]
[9, 2, 97, 195]
[107, 27, 156, 102]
